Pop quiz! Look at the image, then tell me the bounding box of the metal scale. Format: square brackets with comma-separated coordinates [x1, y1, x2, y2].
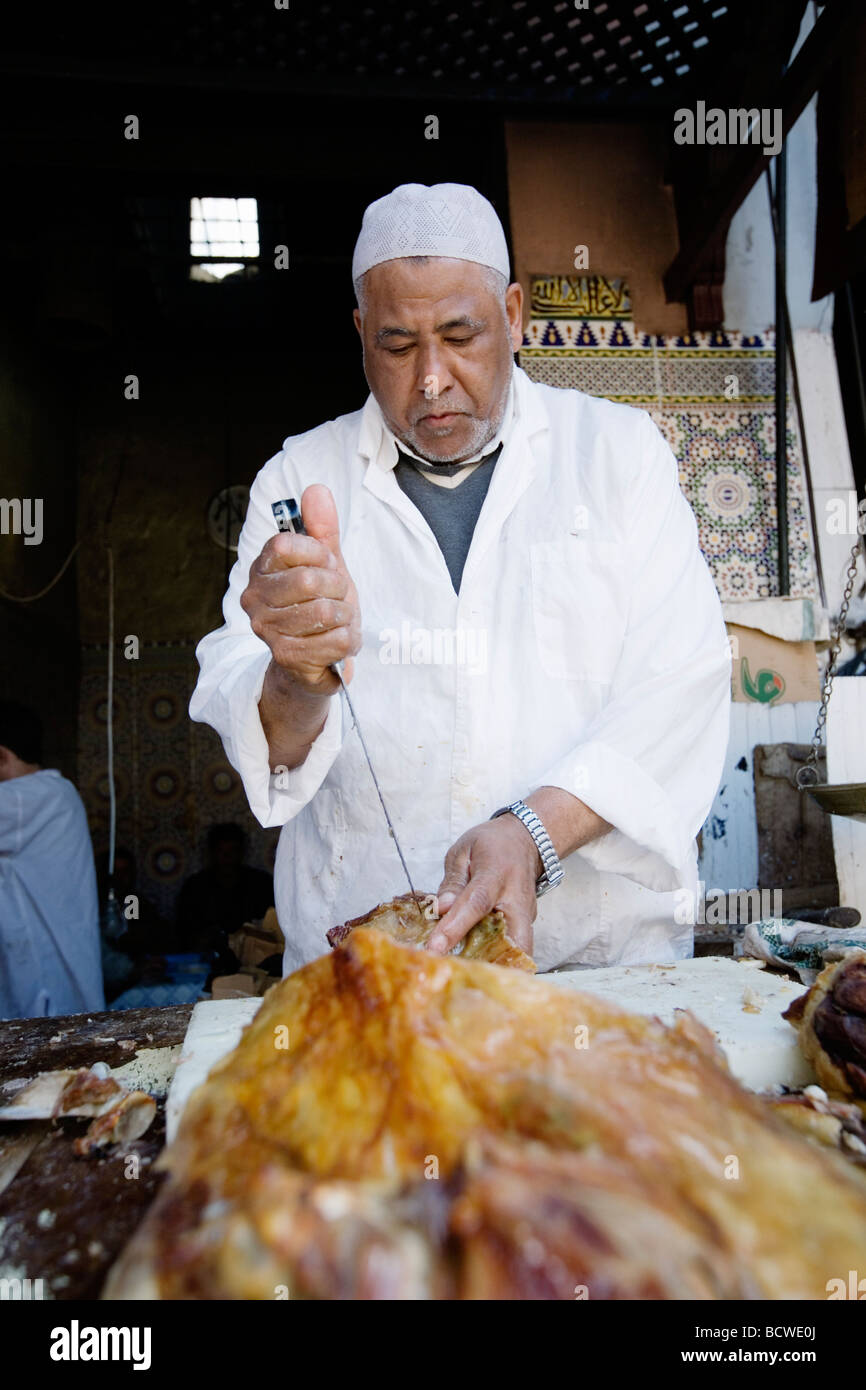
[796, 539, 866, 823]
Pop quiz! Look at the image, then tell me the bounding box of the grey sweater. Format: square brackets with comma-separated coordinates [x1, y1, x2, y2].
[394, 443, 503, 592]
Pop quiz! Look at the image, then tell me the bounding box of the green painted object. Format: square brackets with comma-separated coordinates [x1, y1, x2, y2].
[741, 657, 785, 704]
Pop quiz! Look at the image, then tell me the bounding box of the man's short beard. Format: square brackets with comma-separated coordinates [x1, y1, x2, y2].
[399, 411, 500, 465]
[398, 367, 512, 465]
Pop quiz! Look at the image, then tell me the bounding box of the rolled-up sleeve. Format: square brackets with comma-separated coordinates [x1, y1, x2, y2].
[189, 453, 345, 828]
[538, 409, 731, 891]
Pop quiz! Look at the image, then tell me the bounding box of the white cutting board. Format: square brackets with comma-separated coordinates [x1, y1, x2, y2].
[165, 956, 814, 1143]
[166, 997, 261, 1143]
[543, 955, 814, 1091]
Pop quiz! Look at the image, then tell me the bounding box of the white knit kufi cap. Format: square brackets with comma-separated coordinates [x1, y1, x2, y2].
[352, 182, 510, 284]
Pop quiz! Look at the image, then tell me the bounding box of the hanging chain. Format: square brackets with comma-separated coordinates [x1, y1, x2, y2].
[796, 539, 864, 788]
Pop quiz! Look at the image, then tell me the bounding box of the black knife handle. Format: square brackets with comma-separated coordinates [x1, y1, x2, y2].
[272, 498, 306, 535]
[271, 498, 343, 679]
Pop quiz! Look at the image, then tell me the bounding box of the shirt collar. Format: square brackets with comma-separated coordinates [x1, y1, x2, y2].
[362, 368, 516, 474]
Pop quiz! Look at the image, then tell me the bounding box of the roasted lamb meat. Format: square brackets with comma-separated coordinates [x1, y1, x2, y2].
[326, 891, 535, 971]
[783, 950, 866, 1100]
[105, 929, 866, 1300]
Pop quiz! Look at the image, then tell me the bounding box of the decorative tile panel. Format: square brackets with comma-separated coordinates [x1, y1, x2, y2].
[79, 642, 278, 922]
[520, 277, 818, 600]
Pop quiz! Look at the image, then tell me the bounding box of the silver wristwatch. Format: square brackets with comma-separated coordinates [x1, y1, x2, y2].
[490, 800, 565, 897]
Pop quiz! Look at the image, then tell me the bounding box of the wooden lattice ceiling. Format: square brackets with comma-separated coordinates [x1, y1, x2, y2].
[164, 0, 739, 93]
[2, 0, 803, 109]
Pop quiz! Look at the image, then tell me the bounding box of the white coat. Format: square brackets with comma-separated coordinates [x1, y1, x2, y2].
[190, 366, 731, 972]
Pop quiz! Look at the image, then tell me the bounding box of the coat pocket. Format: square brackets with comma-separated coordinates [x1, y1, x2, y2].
[529, 538, 626, 682]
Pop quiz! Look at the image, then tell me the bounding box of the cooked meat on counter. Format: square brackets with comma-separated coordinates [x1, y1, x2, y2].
[105, 929, 866, 1300]
[326, 892, 535, 972]
[783, 950, 866, 1100]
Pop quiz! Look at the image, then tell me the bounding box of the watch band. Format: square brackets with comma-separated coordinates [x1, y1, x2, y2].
[490, 799, 565, 897]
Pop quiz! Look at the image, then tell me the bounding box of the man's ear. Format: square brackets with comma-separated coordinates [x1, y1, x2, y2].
[505, 282, 524, 353]
[352, 307, 363, 339]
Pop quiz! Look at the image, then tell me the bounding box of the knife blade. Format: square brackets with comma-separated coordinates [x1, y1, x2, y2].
[271, 498, 422, 909]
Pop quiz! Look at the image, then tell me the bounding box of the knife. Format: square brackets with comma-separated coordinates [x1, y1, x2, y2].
[271, 498, 421, 909]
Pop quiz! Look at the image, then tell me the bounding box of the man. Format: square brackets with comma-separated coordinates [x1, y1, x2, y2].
[175, 822, 274, 977]
[191, 182, 731, 973]
[0, 701, 105, 1017]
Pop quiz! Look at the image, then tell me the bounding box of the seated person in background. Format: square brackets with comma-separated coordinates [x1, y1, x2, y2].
[175, 823, 274, 978]
[96, 847, 176, 1002]
[0, 700, 105, 1019]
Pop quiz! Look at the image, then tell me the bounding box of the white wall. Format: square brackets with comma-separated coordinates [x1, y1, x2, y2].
[698, 701, 819, 896]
